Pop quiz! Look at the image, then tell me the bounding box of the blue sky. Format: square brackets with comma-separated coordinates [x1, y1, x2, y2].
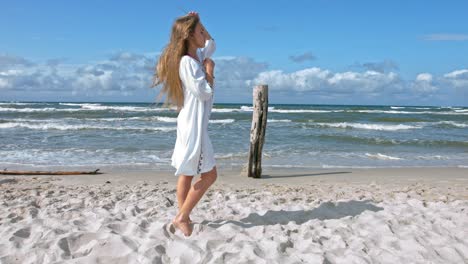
[1, 0, 467, 106]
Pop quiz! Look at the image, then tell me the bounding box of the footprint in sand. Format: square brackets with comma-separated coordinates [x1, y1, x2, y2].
[58, 237, 71, 259]
[164, 223, 175, 237]
[155, 244, 166, 255]
[57, 233, 98, 259]
[29, 208, 39, 218]
[7, 213, 23, 223]
[12, 227, 31, 239]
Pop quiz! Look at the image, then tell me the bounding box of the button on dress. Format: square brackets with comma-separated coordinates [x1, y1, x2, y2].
[171, 39, 216, 176]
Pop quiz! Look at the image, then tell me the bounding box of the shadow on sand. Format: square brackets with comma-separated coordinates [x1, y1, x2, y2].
[202, 200, 383, 228]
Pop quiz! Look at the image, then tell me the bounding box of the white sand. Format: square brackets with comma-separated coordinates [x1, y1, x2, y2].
[0, 167, 467, 263]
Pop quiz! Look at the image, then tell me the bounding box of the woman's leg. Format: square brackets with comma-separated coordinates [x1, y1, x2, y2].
[173, 166, 217, 236]
[176, 175, 193, 211]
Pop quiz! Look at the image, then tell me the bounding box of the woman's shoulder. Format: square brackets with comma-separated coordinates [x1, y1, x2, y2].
[180, 55, 202, 69]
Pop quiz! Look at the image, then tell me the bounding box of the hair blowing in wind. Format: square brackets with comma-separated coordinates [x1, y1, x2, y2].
[152, 15, 200, 110]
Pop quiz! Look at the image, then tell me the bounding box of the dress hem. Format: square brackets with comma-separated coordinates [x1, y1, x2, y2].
[172, 163, 216, 177]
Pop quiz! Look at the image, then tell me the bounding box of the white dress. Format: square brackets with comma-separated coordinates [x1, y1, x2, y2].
[171, 39, 216, 176]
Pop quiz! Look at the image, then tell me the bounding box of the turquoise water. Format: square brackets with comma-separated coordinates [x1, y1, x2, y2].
[1, 102, 467, 170]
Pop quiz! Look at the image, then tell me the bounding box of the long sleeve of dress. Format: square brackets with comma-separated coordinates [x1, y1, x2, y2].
[179, 57, 213, 102]
[200, 39, 216, 59]
[197, 39, 216, 114]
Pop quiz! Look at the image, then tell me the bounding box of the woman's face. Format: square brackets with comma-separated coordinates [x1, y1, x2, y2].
[190, 23, 206, 49]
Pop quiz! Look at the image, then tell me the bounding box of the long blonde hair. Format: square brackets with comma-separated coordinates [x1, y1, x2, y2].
[152, 15, 200, 110]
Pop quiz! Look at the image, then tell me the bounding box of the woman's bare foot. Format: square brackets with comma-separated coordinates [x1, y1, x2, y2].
[179, 216, 192, 224]
[172, 219, 192, 236]
[172, 214, 193, 236]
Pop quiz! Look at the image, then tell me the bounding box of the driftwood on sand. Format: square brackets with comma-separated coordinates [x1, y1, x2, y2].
[0, 169, 102, 175]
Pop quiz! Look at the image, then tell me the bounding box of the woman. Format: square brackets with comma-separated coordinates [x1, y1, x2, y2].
[153, 11, 217, 236]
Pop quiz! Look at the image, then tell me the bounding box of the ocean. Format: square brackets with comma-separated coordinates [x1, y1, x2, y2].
[1, 102, 467, 171]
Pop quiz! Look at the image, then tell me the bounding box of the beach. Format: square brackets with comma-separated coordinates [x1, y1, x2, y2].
[2, 1, 468, 263]
[1, 102, 467, 263]
[1, 166, 467, 263]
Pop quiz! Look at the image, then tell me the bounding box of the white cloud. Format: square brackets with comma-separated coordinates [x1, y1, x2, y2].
[0, 54, 34, 70]
[250, 68, 401, 96]
[213, 56, 268, 101]
[0, 78, 9, 89]
[357, 60, 399, 73]
[74, 70, 113, 90]
[416, 73, 432, 82]
[289, 52, 316, 63]
[443, 69, 468, 92]
[249, 66, 468, 105]
[444, 69, 468, 78]
[1, 53, 467, 105]
[250, 68, 330, 92]
[412, 73, 438, 93]
[0, 52, 154, 96]
[422, 34, 468, 41]
[0, 69, 23, 77]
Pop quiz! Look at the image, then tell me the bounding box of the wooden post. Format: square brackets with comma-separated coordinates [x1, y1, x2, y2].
[246, 85, 268, 178]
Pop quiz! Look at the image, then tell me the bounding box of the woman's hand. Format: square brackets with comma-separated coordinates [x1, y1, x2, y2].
[188, 11, 199, 18]
[204, 58, 215, 75]
[204, 58, 215, 87]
